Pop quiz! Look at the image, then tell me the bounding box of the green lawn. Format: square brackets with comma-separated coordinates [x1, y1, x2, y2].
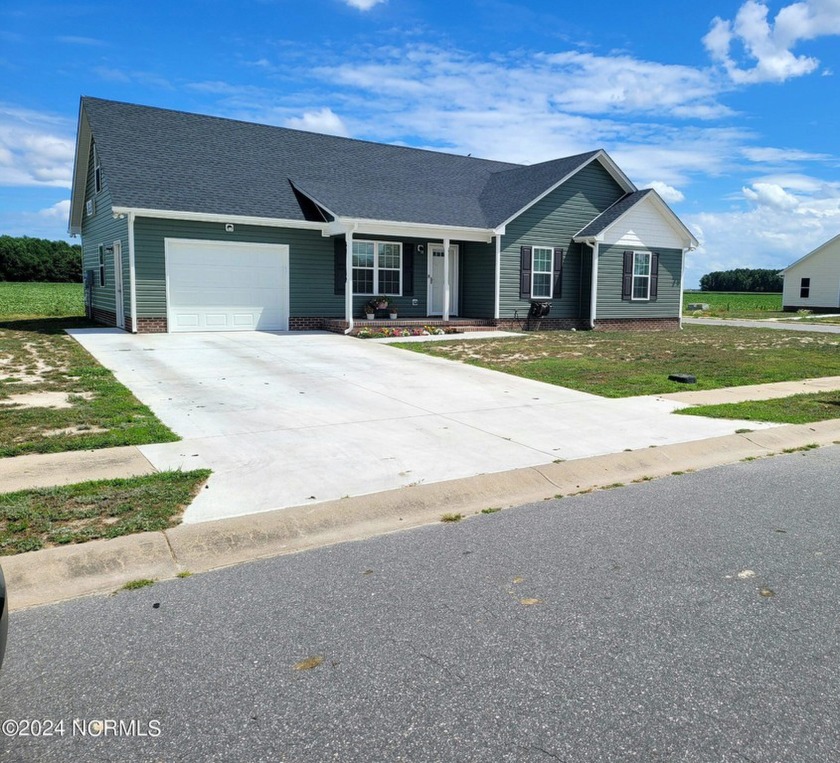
[677, 392, 840, 425]
[395, 324, 840, 398]
[0, 470, 211, 555]
[0, 282, 84, 320]
[683, 291, 786, 319]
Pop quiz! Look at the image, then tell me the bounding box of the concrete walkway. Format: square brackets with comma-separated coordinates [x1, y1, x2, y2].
[684, 316, 840, 334]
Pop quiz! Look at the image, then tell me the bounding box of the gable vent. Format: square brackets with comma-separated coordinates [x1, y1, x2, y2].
[85, 199, 95, 217]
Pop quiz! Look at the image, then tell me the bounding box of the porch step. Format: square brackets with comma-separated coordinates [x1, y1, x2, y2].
[323, 318, 497, 334]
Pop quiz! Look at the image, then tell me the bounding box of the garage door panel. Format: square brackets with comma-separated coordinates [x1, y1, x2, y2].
[166, 240, 289, 332]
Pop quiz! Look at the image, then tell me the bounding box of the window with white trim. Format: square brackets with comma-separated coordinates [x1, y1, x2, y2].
[531, 246, 554, 299]
[98, 245, 106, 287]
[93, 143, 102, 194]
[800, 277, 810, 299]
[352, 240, 402, 295]
[632, 251, 651, 300]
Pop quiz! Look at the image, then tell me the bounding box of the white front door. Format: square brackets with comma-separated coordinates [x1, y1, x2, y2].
[427, 244, 459, 316]
[113, 241, 125, 329]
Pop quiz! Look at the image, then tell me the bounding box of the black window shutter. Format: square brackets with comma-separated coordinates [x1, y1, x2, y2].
[519, 246, 532, 299]
[553, 247, 563, 298]
[402, 243, 414, 296]
[334, 238, 346, 296]
[649, 252, 659, 301]
[621, 251, 633, 301]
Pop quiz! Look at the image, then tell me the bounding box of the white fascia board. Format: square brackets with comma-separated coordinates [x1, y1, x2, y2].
[780, 232, 840, 272]
[495, 150, 637, 232]
[110, 207, 327, 232]
[325, 217, 493, 243]
[68, 106, 91, 236]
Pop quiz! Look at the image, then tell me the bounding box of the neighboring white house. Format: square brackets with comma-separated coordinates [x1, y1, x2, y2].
[781, 233, 840, 312]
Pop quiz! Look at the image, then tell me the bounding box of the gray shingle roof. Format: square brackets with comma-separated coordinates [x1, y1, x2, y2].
[574, 189, 654, 238]
[81, 97, 605, 229]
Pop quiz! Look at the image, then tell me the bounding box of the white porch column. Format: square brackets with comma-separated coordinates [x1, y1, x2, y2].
[443, 237, 451, 321]
[589, 241, 599, 329]
[344, 228, 355, 334]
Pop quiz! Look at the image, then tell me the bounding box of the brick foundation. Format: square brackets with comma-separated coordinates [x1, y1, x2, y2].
[289, 316, 328, 331]
[495, 317, 589, 332]
[594, 317, 680, 331]
[136, 317, 168, 333]
[90, 307, 117, 327]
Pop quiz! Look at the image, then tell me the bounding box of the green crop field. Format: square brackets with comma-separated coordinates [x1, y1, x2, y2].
[683, 291, 784, 318]
[0, 282, 84, 320]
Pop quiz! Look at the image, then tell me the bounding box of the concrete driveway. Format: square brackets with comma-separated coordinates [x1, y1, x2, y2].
[70, 329, 766, 523]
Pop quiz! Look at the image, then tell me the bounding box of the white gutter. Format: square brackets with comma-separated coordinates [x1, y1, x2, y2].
[111, 207, 326, 232]
[344, 225, 357, 335]
[128, 211, 137, 333]
[587, 239, 599, 329]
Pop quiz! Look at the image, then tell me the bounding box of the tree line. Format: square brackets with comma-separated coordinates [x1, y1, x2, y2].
[0, 236, 82, 282]
[699, 268, 782, 293]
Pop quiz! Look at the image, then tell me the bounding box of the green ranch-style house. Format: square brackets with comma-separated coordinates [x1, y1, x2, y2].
[68, 97, 698, 335]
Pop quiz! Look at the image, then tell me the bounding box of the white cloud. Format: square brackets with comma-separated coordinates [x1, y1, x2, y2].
[283, 107, 349, 137]
[644, 182, 685, 204]
[742, 181, 801, 209]
[742, 145, 832, 163]
[0, 105, 75, 188]
[343, 0, 386, 9]
[683, 176, 840, 286]
[39, 199, 71, 219]
[704, 0, 840, 83]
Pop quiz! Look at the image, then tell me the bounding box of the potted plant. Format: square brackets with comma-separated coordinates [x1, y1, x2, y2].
[364, 304, 375, 320]
[389, 304, 398, 319]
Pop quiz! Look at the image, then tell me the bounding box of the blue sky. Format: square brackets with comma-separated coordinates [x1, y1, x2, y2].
[2, 0, 840, 287]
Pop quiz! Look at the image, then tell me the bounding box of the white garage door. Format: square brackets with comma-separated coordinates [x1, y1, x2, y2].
[166, 239, 289, 332]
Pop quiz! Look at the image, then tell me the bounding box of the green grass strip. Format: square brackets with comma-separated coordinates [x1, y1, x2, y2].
[0, 470, 211, 556]
[676, 391, 840, 425]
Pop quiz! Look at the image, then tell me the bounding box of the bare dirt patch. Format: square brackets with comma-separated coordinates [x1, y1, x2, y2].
[0, 391, 94, 409]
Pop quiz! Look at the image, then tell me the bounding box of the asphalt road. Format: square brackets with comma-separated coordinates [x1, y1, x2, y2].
[2, 447, 839, 762]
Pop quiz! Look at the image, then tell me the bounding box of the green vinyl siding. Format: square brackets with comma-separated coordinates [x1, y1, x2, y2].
[133, 218, 337, 318]
[596, 245, 683, 319]
[80, 143, 128, 315]
[499, 161, 624, 318]
[131, 221, 440, 321]
[460, 241, 495, 318]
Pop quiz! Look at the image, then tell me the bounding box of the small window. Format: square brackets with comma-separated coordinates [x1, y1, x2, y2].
[93, 143, 102, 194]
[98, 245, 106, 287]
[800, 277, 810, 299]
[632, 252, 652, 300]
[531, 246, 554, 299]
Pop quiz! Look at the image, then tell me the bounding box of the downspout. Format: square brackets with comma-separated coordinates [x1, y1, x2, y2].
[343, 225, 357, 335]
[588, 239, 599, 329]
[128, 211, 137, 333]
[679, 247, 688, 330]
